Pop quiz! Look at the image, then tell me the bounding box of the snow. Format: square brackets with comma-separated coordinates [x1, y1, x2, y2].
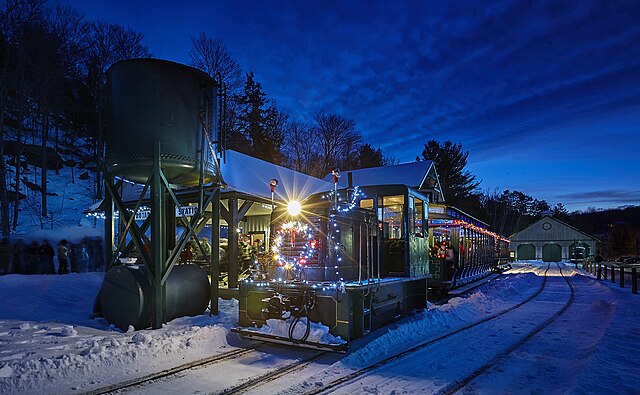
[0, 272, 240, 394]
[0, 261, 638, 394]
[244, 317, 347, 345]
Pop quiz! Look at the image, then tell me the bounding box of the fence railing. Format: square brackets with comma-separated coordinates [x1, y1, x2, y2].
[587, 261, 640, 294]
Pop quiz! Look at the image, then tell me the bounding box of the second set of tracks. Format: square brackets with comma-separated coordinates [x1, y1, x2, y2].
[302, 262, 576, 394]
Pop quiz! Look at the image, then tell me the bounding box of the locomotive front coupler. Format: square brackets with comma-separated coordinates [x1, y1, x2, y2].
[260, 287, 317, 321]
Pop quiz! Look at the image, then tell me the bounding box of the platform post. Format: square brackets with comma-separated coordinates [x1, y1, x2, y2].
[620, 267, 624, 288]
[632, 268, 637, 294]
[597, 263, 602, 280]
[604, 265, 607, 280]
[104, 176, 114, 271]
[210, 188, 220, 315]
[151, 141, 167, 329]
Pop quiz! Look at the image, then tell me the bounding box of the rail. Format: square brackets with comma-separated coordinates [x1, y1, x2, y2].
[300, 263, 555, 395]
[594, 261, 639, 294]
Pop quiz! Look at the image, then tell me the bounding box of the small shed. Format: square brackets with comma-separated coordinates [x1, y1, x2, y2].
[509, 213, 599, 262]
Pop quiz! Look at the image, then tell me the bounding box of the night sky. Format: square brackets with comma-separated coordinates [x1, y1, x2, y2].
[67, 0, 640, 211]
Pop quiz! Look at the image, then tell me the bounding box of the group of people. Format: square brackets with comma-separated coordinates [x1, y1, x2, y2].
[0, 237, 104, 275]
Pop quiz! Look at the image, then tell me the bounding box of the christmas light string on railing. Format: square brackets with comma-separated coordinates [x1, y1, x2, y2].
[428, 218, 510, 243]
[323, 186, 364, 213]
[324, 185, 365, 292]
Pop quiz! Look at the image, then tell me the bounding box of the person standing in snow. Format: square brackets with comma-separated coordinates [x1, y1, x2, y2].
[0, 238, 11, 275]
[37, 240, 55, 274]
[11, 240, 25, 274]
[57, 240, 70, 274]
[91, 237, 105, 272]
[26, 241, 39, 274]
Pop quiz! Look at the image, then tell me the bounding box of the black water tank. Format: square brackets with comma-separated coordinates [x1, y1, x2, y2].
[100, 264, 210, 331]
[106, 58, 220, 186]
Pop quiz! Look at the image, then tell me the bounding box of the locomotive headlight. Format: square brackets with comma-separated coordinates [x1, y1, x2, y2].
[287, 200, 302, 216]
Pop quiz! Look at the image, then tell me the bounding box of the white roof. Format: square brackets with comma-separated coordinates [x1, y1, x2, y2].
[324, 161, 434, 189]
[114, 150, 333, 204]
[219, 150, 334, 202]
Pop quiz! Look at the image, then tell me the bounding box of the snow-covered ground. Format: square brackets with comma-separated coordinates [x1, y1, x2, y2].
[0, 261, 638, 394]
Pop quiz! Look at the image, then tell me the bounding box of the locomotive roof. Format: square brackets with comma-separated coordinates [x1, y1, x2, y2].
[323, 160, 444, 200]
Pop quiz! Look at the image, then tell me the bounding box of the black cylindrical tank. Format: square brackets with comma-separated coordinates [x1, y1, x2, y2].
[100, 264, 210, 331]
[106, 58, 220, 186]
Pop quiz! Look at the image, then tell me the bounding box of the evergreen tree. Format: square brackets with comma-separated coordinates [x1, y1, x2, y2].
[234, 71, 285, 164]
[355, 143, 384, 169]
[416, 140, 480, 209]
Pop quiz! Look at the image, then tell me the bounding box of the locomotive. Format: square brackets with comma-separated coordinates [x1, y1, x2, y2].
[233, 181, 509, 350]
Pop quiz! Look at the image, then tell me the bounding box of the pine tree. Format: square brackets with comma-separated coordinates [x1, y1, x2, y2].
[234, 71, 285, 164]
[416, 140, 480, 209]
[355, 143, 384, 169]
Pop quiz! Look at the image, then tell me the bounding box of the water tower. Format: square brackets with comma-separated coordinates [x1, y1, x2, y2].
[98, 59, 225, 330]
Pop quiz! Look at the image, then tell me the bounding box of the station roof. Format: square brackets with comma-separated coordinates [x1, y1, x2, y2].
[102, 150, 334, 207]
[219, 150, 334, 203]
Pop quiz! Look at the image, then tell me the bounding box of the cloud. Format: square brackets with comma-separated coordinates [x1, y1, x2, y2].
[557, 190, 640, 204]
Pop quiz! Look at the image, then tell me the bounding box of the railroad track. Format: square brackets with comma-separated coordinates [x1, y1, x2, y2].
[83, 342, 266, 395]
[86, 340, 330, 395]
[443, 261, 575, 395]
[211, 350, 328, 395]
[301, 262, 559, 395]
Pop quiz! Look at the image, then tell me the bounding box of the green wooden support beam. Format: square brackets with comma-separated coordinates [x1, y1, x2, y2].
[151, 141, 166, 329]
[211, 188, 220, 315]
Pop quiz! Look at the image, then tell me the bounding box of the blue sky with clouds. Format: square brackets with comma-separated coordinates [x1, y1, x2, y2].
[68, 0, 640, 211]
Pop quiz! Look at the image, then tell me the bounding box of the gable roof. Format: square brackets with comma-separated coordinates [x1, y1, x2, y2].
[510, 214, 599, 242]
[322, 161, 444, 201]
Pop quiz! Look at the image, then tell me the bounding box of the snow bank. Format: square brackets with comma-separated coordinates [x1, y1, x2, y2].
[0, 273, 239, 394]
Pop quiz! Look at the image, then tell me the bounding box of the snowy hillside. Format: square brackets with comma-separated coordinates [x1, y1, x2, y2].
[3, 129, 102, 241]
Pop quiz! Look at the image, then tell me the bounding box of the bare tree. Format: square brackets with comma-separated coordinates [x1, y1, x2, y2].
[84, 21, 150, 200]
[312, 112, 362, 177]
[0, 0, 46, 235]
[189, 32, 243, 91]
[283, 121, 321, 175]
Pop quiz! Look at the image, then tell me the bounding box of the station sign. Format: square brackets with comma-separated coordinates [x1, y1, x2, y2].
[132, 205, 199, 221]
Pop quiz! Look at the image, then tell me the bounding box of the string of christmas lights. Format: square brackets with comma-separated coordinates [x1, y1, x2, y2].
[324, 187, 365, 291]
[270, 220, 317, 281]
[428, 218, 510, 242]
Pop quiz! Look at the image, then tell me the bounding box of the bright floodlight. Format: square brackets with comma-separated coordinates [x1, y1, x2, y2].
[287, 200, 302, 216]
